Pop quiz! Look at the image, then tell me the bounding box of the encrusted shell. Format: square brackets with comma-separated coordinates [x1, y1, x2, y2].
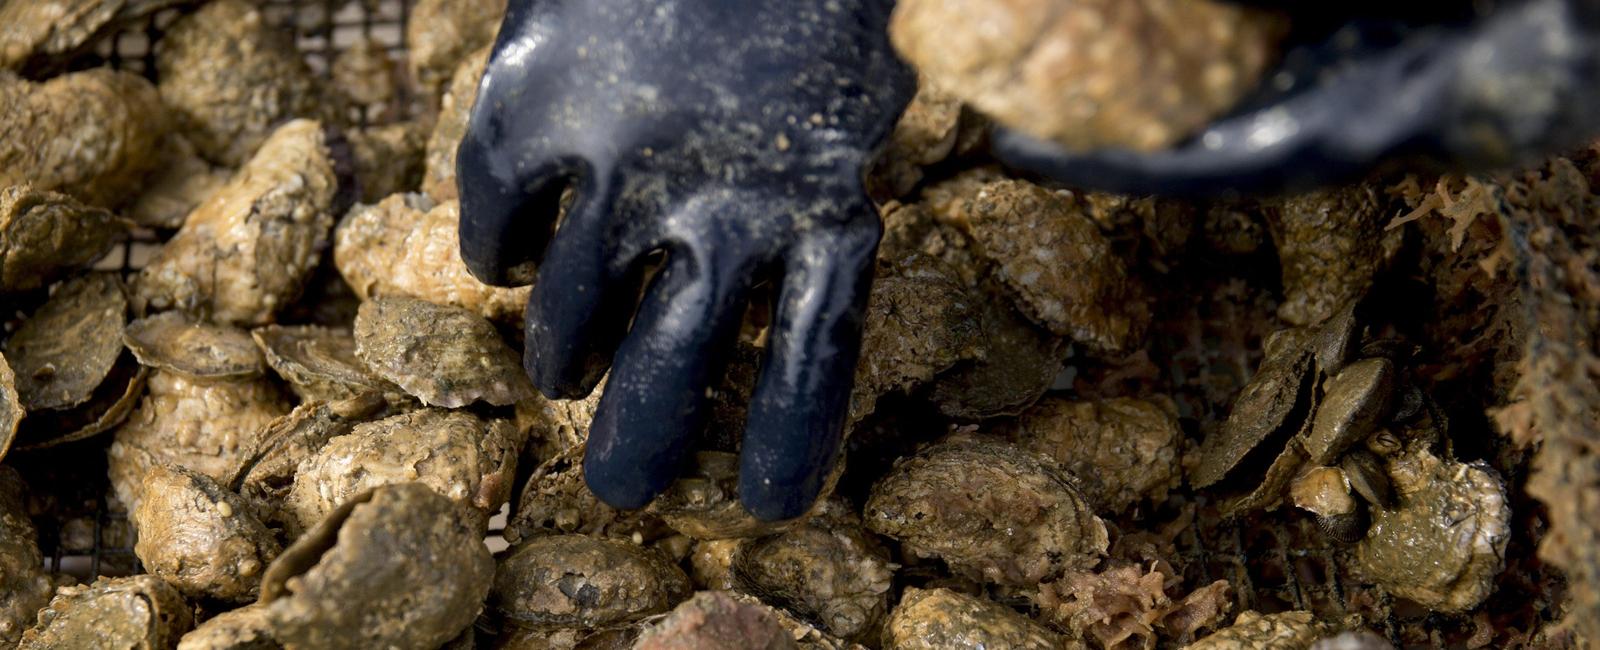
[649, 450, 841, 541]
[260, 483, 493, 649]
[132, 118, 343, 326]
[175, 603, 277, 650]
[230, 395, 389, 535]
[0, 69, 168, 208]
[18, 575, 194, 650]
[5, 273, 128, 411]
[0, 354, 20, 463]
[132, 464, 281, 602]
[883, 588, 1067, 650]
[252, 324, 399, 401]
[287, 408, 519, 529]
[0, 184, 129, 293]
[1, 468, 52, 647]
[731, 509, 895, 642]
[124, 312, 266, 379]
[1183, 610, 1338, 649]
[353, 296, 534, 407]
[1003, 396, 1183, 513]
[335, 194, 529, 321]
[864, 435, 1107, 586]
[491, 534, 691, 630]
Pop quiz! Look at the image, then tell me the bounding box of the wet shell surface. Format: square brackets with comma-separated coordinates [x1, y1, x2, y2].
[0, 184, 129, 293]
[18, 575, 194, 650]
[4, 273, 128, 411]
[353, 296, 534, 407]
[261, 483, 493, 649]
[252, 324, 399, 402]
[132, 464, 282, 602]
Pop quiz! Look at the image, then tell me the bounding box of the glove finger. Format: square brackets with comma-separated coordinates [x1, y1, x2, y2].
[738, 214, 878, 521]
[583, 242, 752, 510]
[456, 135, 576, 286]
[523, 170, 638, 399]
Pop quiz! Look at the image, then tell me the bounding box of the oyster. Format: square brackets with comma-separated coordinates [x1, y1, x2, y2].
[11, 357, 146, 451]
[0, 184, 129, 293]
[1356, 448, 1510, 612]
[515, 378, 602, 464]
[156, 0, 329, 166]
[0, 468, 52, 648]
[132, 464, 281, 602]
[1267, 186, 1402, 326]
[883, 587, 1068, 650]
[348, 122, 426, 204]
[889, 0, 1281, 152]
[406, 0, 504, 108]
[491, 534, 691, 631]
[421, 47, 489, 200]
[730, 507, 895, 642]
[133, 119, 346, 326]
[926, 288, 1064, 420]
[230, 395, 389, 535]
[649, 450, 841, 540]
[868, 75, 963, 200]
[261, 483, 493, 649]
[0, 69, 168, 207]
[955, 179, 1147, 353]
[1184, 611, 1337, 650]
[864, 435, 1108, 587]
[330, 37, 401, 110]
[175, 603, 277, 650]
[1191, 332, 1314, 491]
[849, 264, 981, 425]
[4, 273, 127, 410]
[18, 575, 194, 650]
[0, 0, 190, 72]
[1002, 396, 1183, 513]
[128, 133, 232, 230]
[251, 324, 399, 402]
[287, 407, 518, 531]
[353, 296, 534, 407]
[505, 444, 667, 545]
[109, 315, 289, 510]
[0, 353, 21, 463]
[635, 591, 799, 650]
[335, 195, 529, 322]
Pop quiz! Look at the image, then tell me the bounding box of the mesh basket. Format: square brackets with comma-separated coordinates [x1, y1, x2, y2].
[16, 2, 1565, 648]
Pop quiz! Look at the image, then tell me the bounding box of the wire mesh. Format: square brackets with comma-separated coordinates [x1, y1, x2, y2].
[17, 1, 1562, 647]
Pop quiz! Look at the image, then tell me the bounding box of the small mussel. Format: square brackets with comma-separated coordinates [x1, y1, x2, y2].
[353, 296, 534, 407]
[260, 483, 493, 649]
[883, 587, 1068, 650]
[491, 534, 691, 632]
[18, 575, 194, 650]
[133, 464, 281, 602]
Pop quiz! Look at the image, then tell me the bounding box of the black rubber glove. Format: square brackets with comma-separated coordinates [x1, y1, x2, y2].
[994, 0, 1600, 197]
[457, 0, 914, 520]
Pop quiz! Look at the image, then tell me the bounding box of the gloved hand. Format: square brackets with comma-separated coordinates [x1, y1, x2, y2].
[993, 0, 1600, 196]
[457, 0, 915, 520]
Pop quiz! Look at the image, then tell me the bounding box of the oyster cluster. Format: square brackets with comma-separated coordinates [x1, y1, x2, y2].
[0, 1, 1577, 648]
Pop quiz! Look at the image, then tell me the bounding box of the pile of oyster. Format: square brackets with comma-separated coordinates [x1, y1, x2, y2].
[0, 0, 1584, 648]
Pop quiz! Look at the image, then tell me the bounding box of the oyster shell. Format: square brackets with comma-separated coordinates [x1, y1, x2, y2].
[0, 353, 21, 463]
[330, 37, 401, 110]
[0, 467, 52, 648]
[12, 357, 146, 451]
[4, 273, 128, 411]
[889, 0, 1281, 151]
[260, 483, 493, 649]
[1192, 337, 1314, 490]
[18, 575, 194, 650]
[175, 603, 277, 650]
[0, 0, 190, 73]
[156, 0, 329, 166]
[491, 534, 691, 630]
[731, 507, 895, 642]
[108, 318, 290, 509]
[649, 450, 841, 540]
[1267, 186, 1402, 326]
[883, 587, 1068, 650]
[1304, 358, 1396, 465]
[230, 395, 389, 536]
[353, 296, 534, 407]
[421, 47, 489, 201]
[867, 75, 963, 200]
[406, 0, 504, 108]
[1356, 448, 1510, 612]
[335, 195, 529, 322]
[926, 288, 1064, 420]
[505, 444, 667, 545]
[133, 119, 345, 326]
[128, 133, 231, 230]
[1003, 396, 1183, 513]
[0, 69, 168, 207]
[348, 122, 426, 204]
[1184, 610, 1337, 650]
[864, 435, 1107, 587]
[635, 591, 798, 650]
[251, 324, 399, 402]
[132, 464, 282, 602]
[0, 184, 129, 293]
[850, 265, 981, 425]
[124, 312, 265, 379]
[287, 408, 519, 530]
